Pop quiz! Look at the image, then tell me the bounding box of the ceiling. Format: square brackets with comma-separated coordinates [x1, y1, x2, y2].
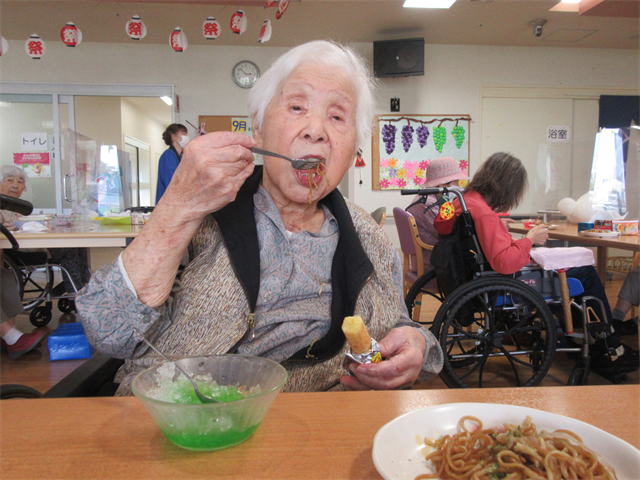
[1, 0, 638, 50]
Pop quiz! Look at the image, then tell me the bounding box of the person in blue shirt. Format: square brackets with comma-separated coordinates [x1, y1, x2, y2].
[156, 123, 188, 202]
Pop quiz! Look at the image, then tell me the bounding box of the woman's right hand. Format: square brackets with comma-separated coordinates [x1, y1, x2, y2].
[526, 224, 549, 245]
[159, 131, 256, 223]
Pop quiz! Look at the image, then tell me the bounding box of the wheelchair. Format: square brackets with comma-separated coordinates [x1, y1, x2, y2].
[401, 187, 618, 389]
[1, 211, 79, 328]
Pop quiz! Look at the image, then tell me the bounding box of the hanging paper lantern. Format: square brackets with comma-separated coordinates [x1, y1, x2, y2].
[230, 10, 247, 35]
[25, 34, 46, 60]
[276, 0, 290, 19]
[264, 0, 276, 7]
[202, 16, 221, 40]
[0, 35, 9, 56]
[126, 15, 147, 40]
[169, 27, 188, 52]
[258, 20, 272, 44]
[60, 22, 82, 47]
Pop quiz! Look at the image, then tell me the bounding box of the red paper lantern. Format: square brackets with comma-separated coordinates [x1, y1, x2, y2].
[126, 15, 147, 40]
[276, 0, 290, 19]
[230, 10, 247, 35]
[24, 34, 46, 60]
[60, 22, 82, 47]
[202, 16, 221, 40]
[0, 35, 8, 56]
[258, 20, 272, 44]
[170, 27, 188, 52]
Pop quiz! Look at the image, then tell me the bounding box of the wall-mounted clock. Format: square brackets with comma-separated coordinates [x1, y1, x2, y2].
[232, 60, 260, 88]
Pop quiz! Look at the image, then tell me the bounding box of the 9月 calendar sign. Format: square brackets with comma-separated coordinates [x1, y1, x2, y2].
[547, 125, 571, 143]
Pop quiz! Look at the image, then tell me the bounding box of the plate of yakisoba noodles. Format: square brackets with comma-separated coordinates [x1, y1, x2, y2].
[372, 403, 639, 480]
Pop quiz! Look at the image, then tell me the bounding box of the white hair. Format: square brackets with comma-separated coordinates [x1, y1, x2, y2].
[247, 40, 377, 151]
[1, 165, 28, 189]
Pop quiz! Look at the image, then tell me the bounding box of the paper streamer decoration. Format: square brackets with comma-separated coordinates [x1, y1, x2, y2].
[126, 15, 147, 40]
[203, 16, 221, 40]
[170, 27, 188, 52]
[25, 34, 46, 59]
[276, 0, 290, 19]
[230, 10, 247, 35]
[61, 22, 82, 47]
[0, 35, 8, 56]
[258, 20, 272, 43]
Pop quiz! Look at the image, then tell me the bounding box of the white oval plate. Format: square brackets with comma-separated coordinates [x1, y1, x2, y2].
[581, 231, 620, 238]
[372, 403, 640, 480]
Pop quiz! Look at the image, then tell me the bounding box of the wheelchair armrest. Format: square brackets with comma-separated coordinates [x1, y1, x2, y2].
[43, 353, 124, 398]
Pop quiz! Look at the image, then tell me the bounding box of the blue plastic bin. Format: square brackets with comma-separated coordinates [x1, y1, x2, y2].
[48, 322, 94, 361]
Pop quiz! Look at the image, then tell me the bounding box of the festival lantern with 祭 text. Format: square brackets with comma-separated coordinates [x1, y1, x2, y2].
[202, 16, 221, 40]
[25, 34, 46, 59]
[60, 22, 82, 47]
[126, 15, 147, 40]
[276, 0, 290, 19]
[230, 10, 247, 35]
[170, 27, 188, 52]
[258, 20, 272, 43]
[0, 35, 9, 56]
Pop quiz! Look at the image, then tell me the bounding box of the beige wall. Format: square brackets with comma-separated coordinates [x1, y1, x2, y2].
[74, 96, 122, 147]
[120, 98, 169, 203]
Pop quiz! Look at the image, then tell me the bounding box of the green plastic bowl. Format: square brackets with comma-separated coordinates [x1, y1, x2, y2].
[132, 355, 288, 451]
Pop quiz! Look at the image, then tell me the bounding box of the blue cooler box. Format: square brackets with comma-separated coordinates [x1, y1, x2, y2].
[48, 322, 94, 361]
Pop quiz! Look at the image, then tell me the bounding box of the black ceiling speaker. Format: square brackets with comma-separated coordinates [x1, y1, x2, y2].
[373, 38, 424, 78]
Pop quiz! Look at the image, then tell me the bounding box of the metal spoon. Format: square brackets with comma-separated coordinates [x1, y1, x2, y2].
[132, 327, 220, 404]
[251, 147, 323, 170]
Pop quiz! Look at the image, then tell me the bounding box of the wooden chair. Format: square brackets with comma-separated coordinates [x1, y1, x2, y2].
[370, 207, 386, 227]
[392, 208, 434, 321]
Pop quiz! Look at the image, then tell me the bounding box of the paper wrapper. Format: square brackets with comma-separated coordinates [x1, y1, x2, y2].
[343, 338, 382, 376]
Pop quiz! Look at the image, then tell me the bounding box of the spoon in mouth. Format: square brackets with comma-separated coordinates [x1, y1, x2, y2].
[251, 147, 323, 170]
[132, 327, 220, 404]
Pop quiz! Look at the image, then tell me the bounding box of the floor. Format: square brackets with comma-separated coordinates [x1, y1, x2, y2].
[1, 272, 638, 396]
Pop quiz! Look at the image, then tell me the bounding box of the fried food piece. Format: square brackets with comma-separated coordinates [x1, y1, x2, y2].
[342, 315, 372, 354]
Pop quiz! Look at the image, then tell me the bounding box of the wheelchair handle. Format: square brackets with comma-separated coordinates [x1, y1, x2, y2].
[401, 187, 468, 212]
[0, 224, 19, 249]
[0, 194, 33, 217]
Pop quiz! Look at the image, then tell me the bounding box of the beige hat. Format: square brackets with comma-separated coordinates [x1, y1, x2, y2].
[421, 157, 469, 187]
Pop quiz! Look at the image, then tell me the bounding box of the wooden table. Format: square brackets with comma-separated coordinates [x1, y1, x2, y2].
[510, 222, 640, 284]
[0, 224, 142, 249]
[1, 386, 638, 479]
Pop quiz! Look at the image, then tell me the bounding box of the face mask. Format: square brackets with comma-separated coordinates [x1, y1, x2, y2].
[178, 135, 189, 148]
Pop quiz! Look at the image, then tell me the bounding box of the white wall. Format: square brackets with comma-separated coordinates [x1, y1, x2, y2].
[1, 40, 638, 245]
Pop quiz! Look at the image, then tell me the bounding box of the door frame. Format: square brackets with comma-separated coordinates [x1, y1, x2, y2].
[0, 83, 175, 213]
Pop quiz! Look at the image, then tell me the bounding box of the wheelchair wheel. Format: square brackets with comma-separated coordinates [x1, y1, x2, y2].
[58, 298, 76, 314]
[30, 305, 52, 327]
[0, 384, 43, 399]
[405, 270, 443, 326]
[2, 255, 25, 302]
[433, 277, 556, 389]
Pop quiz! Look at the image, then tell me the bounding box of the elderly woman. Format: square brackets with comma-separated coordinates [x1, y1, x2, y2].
[76, 41, 443, 396]
[435, 152, 638, 380]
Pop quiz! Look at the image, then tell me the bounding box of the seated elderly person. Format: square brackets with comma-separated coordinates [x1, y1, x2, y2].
[406, 156, 469, 269]
[76, 40, 443, 396]
[0, 165, 91, 294]
[435, 152, 638, 381]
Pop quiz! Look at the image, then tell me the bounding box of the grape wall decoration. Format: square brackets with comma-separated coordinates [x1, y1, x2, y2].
[416, 125, 429, 148]
[452, 125, 465, 149]
[401, 124, 414, 152]
[433, 126, 447, 153]
[373, 114, 471, 191]
[381, 123, 397, 154]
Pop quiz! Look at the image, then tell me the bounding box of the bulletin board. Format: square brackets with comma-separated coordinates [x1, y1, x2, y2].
[372, 114, 471, 190]
[198, 116, 252, 136]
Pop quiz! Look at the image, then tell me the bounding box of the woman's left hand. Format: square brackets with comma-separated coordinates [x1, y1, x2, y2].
[340, 326, 426, 390]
